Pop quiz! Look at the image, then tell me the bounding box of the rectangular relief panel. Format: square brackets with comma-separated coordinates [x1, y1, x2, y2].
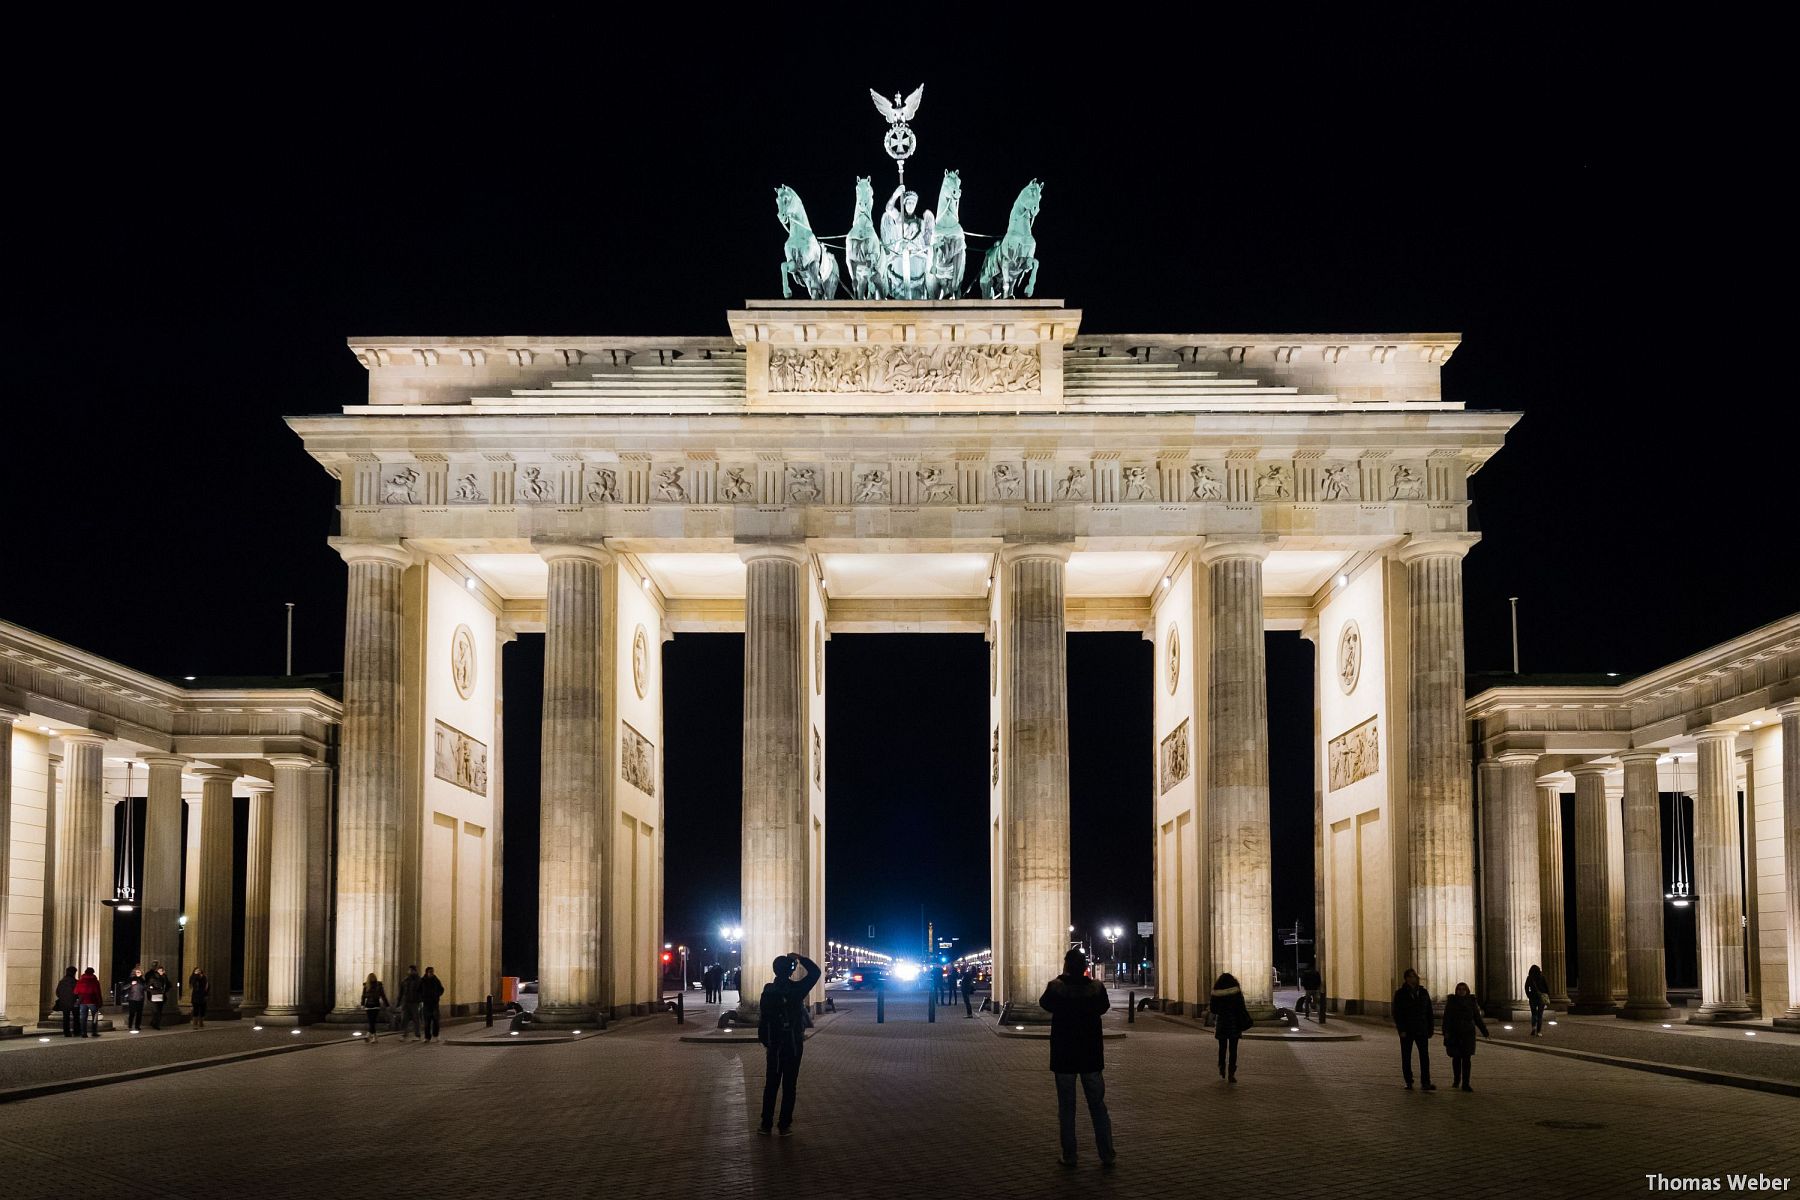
[1327, 716, 1379, 792]
[621, 722, 656, 797]
[1159, 718, 1191, 794]
[433, 721, 489, 796]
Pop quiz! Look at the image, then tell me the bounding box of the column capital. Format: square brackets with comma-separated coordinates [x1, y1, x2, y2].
[735, 540, 809, 567]
[1493, 750, 1540, 767]
[329, 538, 415, 569]
[1616, 749, 1666, 766]
[191, 766, 239, 785]
[1775, 699, 1800, 718]
[1195, 538, 1271, 566]
[1694, 726, 1741, 746]
[1568, 760, 1613, 778]
[266, 754, 315, 773]
[139, 752, 189, 770]
[58, 730, 108, 748]
[240, 776, 275, 795]
[998, 541, 1072, 566]
[533, 538, 614, 567]
[1396, 533, 1480, 564]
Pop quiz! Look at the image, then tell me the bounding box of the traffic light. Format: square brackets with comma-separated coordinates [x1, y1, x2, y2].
[660, 951, 673, 965]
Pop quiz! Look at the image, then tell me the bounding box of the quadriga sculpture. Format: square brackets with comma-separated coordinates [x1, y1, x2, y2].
[775, 185, 841, 300]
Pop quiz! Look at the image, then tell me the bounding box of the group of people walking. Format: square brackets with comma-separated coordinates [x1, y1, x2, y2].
[52, 962, 210, 1035]
[358, 964, 447, 1042]
[1392, 967, 1493, 1091]
[937, 965, 979, 1015]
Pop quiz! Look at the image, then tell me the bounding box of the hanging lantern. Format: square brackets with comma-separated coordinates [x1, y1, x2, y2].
[103, 761, 138, 912]
[1664, 754, 1691, 908]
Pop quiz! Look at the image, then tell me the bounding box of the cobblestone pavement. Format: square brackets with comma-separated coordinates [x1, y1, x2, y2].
[1, 991, 1795, 1199]
[1477, 1010, 1800, 1082]
[0, 1022, 350, 1094]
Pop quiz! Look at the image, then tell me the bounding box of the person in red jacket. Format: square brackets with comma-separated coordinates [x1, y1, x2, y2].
[74, 966, 103, 1038]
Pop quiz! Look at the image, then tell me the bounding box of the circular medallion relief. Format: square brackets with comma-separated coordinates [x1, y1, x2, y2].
[1166, 624, 1181, 694]
[631, 624, 650, 699]
[1337, 620, 1363, 696]
[813, 621, 823, 695]
[450, 624, 477, 700]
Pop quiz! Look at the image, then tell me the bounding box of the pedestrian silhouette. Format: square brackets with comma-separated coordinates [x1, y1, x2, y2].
[1039, 948, 1116, 1168]
[361, 972, 389, 1041]
[756, 952, 821, 1136]
[1442, 981, 1490, 1090]
[1210, 972, 1253, 1082]
[1392, 967, 1435, 1091]
[1524, 963, 1550, 1036]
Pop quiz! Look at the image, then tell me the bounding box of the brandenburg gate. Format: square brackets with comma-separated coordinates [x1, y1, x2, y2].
[287, 300, 1515, 1022]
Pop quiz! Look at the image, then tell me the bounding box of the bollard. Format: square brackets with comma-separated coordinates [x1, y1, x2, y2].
[928, 984, 936, 1023]
[877, 984, 886, 1024]
[1128, 991, 1135, 1024]
[484, 995, 494, 1028]
[677, 987, 685, 1025]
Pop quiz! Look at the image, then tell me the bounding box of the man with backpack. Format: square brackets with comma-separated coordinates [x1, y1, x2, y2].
[756, 951, 822, 1136]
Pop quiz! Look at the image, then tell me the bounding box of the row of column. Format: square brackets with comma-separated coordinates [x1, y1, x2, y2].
[1486, 703, 1800, 1024]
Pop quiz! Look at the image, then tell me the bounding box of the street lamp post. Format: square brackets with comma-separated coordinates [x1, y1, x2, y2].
[720, 925, 743, 999]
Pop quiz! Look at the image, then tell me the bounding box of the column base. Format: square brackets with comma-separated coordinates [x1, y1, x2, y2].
[321, 1006, 376, 1025]
[531, 1004, 601, 1028]
[1617, 1003, 1678, 1021]
[1688, 1004, 1754, 1024]
[0, 1024, 22, 1039]
[1483, 1002, 1536, 1021]
[1568, 1000, 1618, 1015]
[999, 1000, 1050, 1026]
[255, 1006, 318, 1027]
[1548, 996, 1572, 1010]
[1771, 1012, 1800, 1032]
[1246, 1000, 1280, 1022]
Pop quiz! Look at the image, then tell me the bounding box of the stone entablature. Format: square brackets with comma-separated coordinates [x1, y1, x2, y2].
[342, 302, 1460, 413]
[0, 620, 340, 764]
[1468, 613, 1800, 759]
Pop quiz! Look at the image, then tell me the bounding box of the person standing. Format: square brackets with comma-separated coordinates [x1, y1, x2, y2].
[55, 966, 79, 1038]
[75, 966, 103, 1037]
[123, 967, 147, 1032]
[1040, 948, 1117, 1169]
[756, 952, 821, 1136]
[396, 965, 423, 1041]
[146, 962, 173, 1029]
[1300, 965, 1325, 1024]
[1442, 982, 1490, 1091]
[1210, 972, 1253, 1082]
[361, 973, 389, 1041]
[1392, 968, 1435, 1091]
[1524, 964, 1550, 1036]
[960, 966, 976, 1017]
[419, 966, 446, 1042]
[189, 966, 210, 1029]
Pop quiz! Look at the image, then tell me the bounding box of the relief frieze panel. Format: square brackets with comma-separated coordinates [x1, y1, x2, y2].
[621, 721, 656, 796]
[768, 345, 1042, 395]
[1327, 716, 1379, 791]
[433, 720, 489, 795]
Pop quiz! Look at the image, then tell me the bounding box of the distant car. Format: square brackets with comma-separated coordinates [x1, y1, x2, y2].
[512, 979, 538, 1014]
[846, 965, 889, 990]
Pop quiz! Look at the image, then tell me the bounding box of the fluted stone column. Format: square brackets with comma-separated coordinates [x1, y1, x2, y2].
[304, 764, 332, 1016]
[0, 704, 20, 1025]
[536, 543, 612, 1025]
[330, 540, 410, 1017]
[999, 544, 1071, 1022]
[190, 768, 238, 1017]
[139, 756, 187, 993]
[740, 543, 812, 1019]
[261, 757, 313, 1023]
[1777, 702, 1800, 1031]
[1536, 781, 1571, 1006]
[1691, 728, 1751, 1021]
[1202, 542, 1274, 1017]
[1484, 753, 1541, 1017]
[1618, 750, 1673, 1019]
[1570, 763, 1616, 1013]
[1606, 776, 1628, 1002]
[1400, 538, 1477, 999]
[53, 733, 108, 986]
[240, 779, 273, 1015]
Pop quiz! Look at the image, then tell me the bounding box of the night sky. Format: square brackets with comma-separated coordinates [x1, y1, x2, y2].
[8, 47, 1789, 979]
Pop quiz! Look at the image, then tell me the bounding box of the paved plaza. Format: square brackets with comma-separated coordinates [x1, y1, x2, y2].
[3, 992, 1796, 1199]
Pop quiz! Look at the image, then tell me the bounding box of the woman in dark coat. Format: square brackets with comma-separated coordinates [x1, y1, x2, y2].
[188, 967, 210, 1029]
[361, 973, 389, 1042]
[1441, 981, 1489, 1091]
[1524, 964, 1550, 1036]
[1210, 972, 1253, 1082]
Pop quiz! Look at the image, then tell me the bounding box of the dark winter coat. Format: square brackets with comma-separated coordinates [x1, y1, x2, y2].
[361, 981, 389, 1009]
[1441, 993, 1489, 1056]
[1300, 969, 1322, 992]
[189, 974, 210, 1006]
[1524, 968, 1550, 1005]
[1392, 983, 1434, 1039]
[1210, 984, 1253, 1040]
[757, 955, 822, 1055]
[146, 969, 172, 1002]
[419, 974, 446, 1006]
[55, 973, 77, 1010]
[1040, 973, 1110, 1074]
[396, 973, 423, 1007]
[960, 969, 975, 997]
